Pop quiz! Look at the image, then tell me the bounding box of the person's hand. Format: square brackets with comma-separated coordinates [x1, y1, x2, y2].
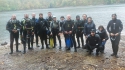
[102, 39, 105, 41]
[64, 31, 68, 34]
[85, 36, 88, 39]
[69, 31, 72, 34]
[115, 33, 119, 36]
[50, 33, 52, 35]
[14, 30, 18, 33]
[32, 32, 34, 35]
[12, 30, 15, 32]
[110, 33, 115, 36]
[58, 33, 61, 35]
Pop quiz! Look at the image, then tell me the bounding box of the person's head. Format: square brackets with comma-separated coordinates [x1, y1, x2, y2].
[87, 17, 92, 23]
[60, 16, 65, 21]
[39, 13, 43, 18]
[82, 14, 87, 20]
[24, 14, 29, 18]
[76, 15, 80, 20]
[67, 15, 71, 20]
[48, 12, 52, 17]
[98, 25, 104, 31]
[32, 13, 36, 18]
[53, 16, 56, 21]
[12, 14, 16, 20]
[90, 29, 96, 36]
[112, 14, 117, 20]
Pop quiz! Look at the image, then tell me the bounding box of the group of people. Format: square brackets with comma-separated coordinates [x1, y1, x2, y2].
[6, 12, 123, 58]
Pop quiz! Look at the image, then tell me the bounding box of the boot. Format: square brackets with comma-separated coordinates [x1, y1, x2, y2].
[16, 46, 21, 52]
[41, 46, 44, 49]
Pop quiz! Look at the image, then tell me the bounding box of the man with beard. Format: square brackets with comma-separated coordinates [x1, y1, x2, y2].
[74, 15, 84, 48]
[107, 14, 123, 58]
[20, 14, 34, 54]
[6, 14, 21, 54]
[36, 13, 49, 49]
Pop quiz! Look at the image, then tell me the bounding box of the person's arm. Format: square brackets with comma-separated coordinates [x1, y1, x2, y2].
[104, 30, 109, 40]
[118, 20, 123, 34]
[107, 21, 111, 33]
[6, 21, 12, 32]
[84, 23, 87, 36]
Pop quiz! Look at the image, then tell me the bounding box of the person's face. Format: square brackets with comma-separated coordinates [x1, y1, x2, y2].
[39, 15, 43, 18]
[32, 14, 36, 18]
[25, 14, 29, 18]
[88, 18, 92, 23]
[91, 32, 95, 36]
[60, 18, 64, 21]
[53, 17, 56, 21]
[76, 17, 80, 20]
[99, 27, 103, 31]
[48, 13, 52, 17]
[112, 15, 117, 20]
[83, 15, 87, 20]
[67, 15, 71, 20]
[12, 15, 16, 20]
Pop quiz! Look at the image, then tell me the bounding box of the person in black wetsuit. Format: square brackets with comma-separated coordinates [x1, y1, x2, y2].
[6, 14, 21, 54]
[62, 15, 77, 52]
[36, 13, 49, 49]
[86, 29, 101, 55]
[74, 15, 84, 48]
[31, 13, 40, 47]
[107, 14, 123, 58]
[20, 14, 34, 54]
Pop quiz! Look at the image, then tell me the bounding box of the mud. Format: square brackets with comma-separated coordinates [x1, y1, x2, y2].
[0, 35, 125, 70]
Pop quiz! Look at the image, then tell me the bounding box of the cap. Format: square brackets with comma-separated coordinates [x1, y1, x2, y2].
[91, 29, 96, 33]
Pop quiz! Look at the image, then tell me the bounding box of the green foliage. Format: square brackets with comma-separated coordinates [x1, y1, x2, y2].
[0, 0, 125, 11]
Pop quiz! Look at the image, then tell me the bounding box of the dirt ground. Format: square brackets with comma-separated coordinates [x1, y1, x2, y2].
[0, 35, 125, 70]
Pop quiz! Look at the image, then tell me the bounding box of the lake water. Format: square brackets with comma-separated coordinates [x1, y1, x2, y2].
[0, 4, 125, 44]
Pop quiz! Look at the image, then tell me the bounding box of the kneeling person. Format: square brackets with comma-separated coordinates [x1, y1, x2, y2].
[86, 29, 101, 55]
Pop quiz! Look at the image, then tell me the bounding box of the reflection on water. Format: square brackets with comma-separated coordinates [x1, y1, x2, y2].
[0, 4, 125, 43]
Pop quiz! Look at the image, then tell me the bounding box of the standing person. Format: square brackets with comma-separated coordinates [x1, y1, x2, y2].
[84, 17, 96, 38]
[62, 15, 77, 52]
[37, 13, 49, 49]
[31, 13, 40, 47]
[46, 12, 53, 45]
[82, 14, 88, 24]
[96, 25, 109, 53]
[84, 17, 96, 49]
[74, 15, 84, 48]
[86, 29, 101, 55]
[20, 14, 33, 54]
[6, 14, 21, 54]
[107, 14, 123, 58]
[50, 16, 62, 49]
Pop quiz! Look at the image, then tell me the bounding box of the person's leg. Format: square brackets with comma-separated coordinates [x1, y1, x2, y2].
[81, 33, 84, 47]
[40, 35, 44, 49]
[35, 31, 39, 47]
[114, 36, 120, 57]
[53, 31, 56, 48]
[10, 33, 14, 54]
[110, 37, 115, 56]
[57, 33, 61, 49]
[23, 31, 27, 54]
[15, 33, 20, 52]
[31, 34, 34, 49]
[27, 34, 31, 49]
[72, 34, 77, 52]
[86, 44, 92, 54]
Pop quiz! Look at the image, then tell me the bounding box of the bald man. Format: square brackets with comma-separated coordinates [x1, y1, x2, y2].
[62, 15, 77, 52]
[6, 14, 21, 54]
[20, 14, 33, 54]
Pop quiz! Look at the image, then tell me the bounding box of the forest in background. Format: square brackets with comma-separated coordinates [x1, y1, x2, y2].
[0, 0, 125, 11]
